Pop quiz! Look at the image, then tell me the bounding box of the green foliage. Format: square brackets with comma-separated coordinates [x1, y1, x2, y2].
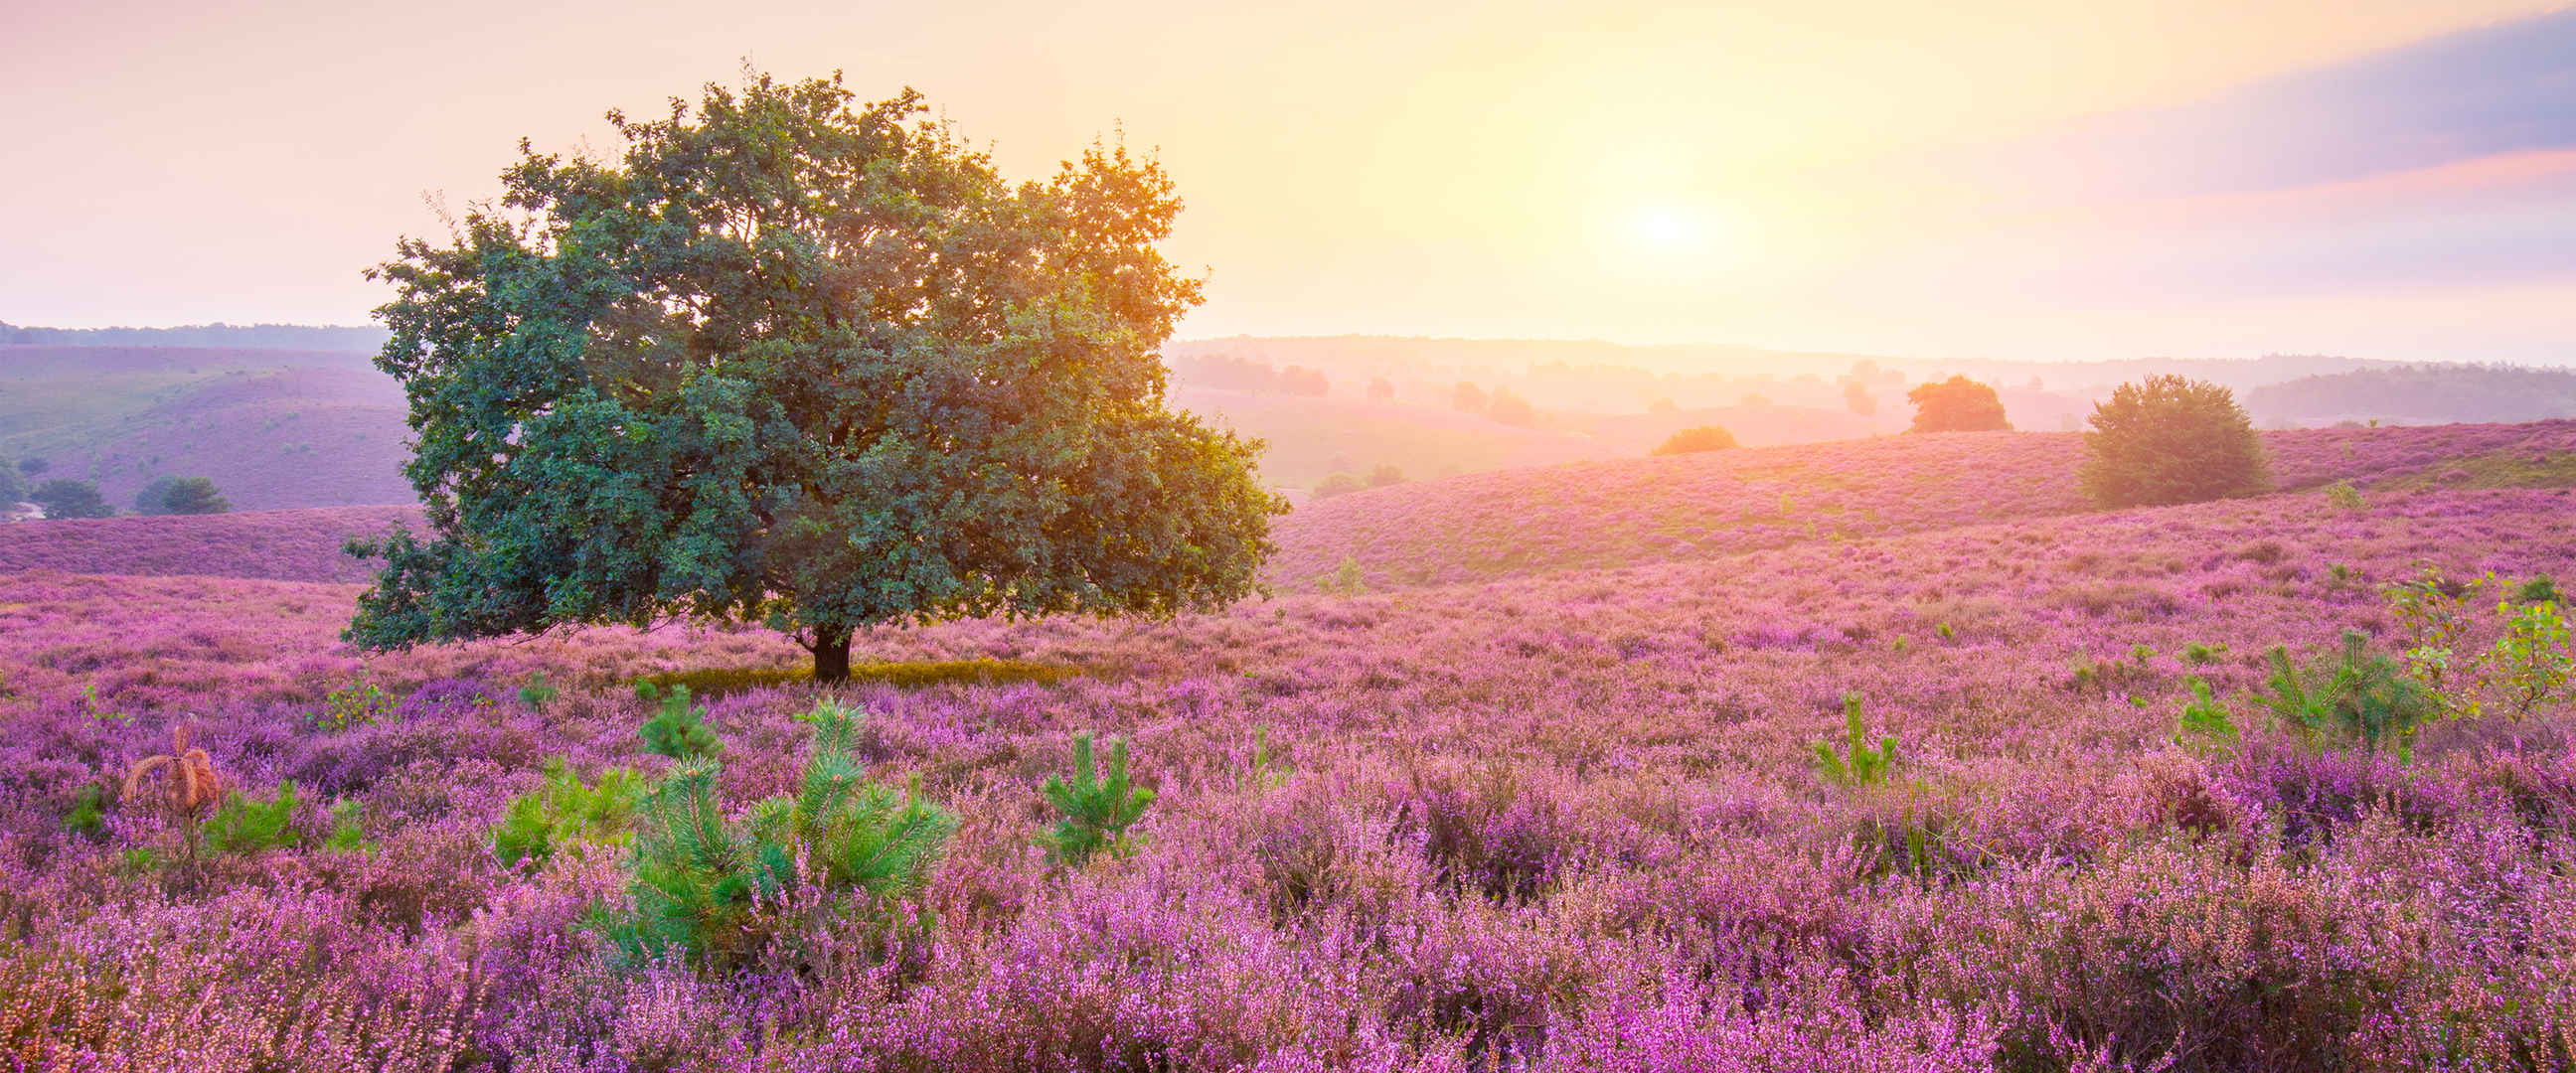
[636, 682, 723, 761]
[2517, 575, 2561, 605]
[1904, 376, 2010, 433]
[634, 659, 1077, 699]
[1039, 732, 1156, 866]
[134, 475, 230, 516]
[29, 478, 112, 519]
[1813, 693, 1898, 788]
[342, 72, 1285, 683]
[1241, 723, 1291, 791]
[2173, 678, 2240, 755]
[2323, 481, 2364, 511]
[325, 799, 377, 854]
[2183, 641, 2229, 666]
[1651, 425, 1739, 456]
[1322, 555, 1368, 596]
[2492, 597, 2574, 717]
[316, 675, 394, 731]
[203, 781, 302, 854]
[2078, 375, 2270, 508]
[2255, 632, 2439, 758]
[64, 784, 106, 837]
[1934, 621, 1957, 642]
[493, 758, 645, 868]
[2385, 567, 2493, 719]
[517, 671, 560, 709]
[596, 700, 955, 969]
[0, 458, 24, 505]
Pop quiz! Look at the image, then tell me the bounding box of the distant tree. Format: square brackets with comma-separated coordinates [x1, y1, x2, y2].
[135, 475, 231, 516]
[1366, 376, 1395, 403]
[1840, 379, 1875, 416]
[1906, 376, 2011, 432]
[0, 459, 24, 505]
[1311, 472, 1366, 500]
[18, 457, 47, 475]
[2079, 375, 2269, 508]
[1738, 392, 1771, 407]
[1451, 382, 1489, 413]
[343, 73, 1285, 682]
[1277, 365, 1330, 396]
[1366, 463, 1404, 488]
[1647, 396, 1677, 415]
[30, 479, 113, 519]
[1488, 387, 1535, 426]
[1652, 425, 1739, 455]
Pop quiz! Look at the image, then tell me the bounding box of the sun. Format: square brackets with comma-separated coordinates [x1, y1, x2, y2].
[1620, 206, 1708, 254]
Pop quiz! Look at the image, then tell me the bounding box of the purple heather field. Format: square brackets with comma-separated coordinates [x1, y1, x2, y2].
[7, 424, 2576, 1071]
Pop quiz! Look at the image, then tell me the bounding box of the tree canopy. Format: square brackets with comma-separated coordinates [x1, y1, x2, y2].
[136, 476, 231, 515]
[345, 73, 1285, 681]
[1905, 376, 2011, 433]
[1651, 425, 1738, 455]
[2080, 375, 2270, 508]
[30, 479, 112, 520]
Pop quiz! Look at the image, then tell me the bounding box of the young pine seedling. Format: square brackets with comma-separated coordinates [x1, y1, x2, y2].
[1814, 693, 1898, 788]
[636, 682, 723, 760]
[1040, 732, 1155, 866]
[2172, 677, 2239, 755]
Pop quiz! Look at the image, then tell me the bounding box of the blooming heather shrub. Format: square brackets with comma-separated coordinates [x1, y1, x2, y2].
[1039, 731, 1157, 866]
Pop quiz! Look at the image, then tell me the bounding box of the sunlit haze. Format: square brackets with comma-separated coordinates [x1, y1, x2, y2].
[6, 0, 2574, 363]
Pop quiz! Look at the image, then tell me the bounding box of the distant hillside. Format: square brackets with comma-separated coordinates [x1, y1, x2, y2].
[0, 505, 417, 582]
[0, 322, 387, 351]
[1265, 419, 2576, 590]
[0, 346, 413, 510]
[2245, 365, 2576, 426]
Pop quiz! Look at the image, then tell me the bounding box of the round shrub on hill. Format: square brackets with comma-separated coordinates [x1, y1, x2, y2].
[1906, 376, 2011, 432]
[136, 476, 232, 516]
[2080, 375, 2270, 508]
[1652, 425, 1739, 456]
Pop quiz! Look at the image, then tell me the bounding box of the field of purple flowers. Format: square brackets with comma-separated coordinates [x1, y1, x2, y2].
[1273, 420, 2576, 590]
[4, 431, 2576, 1070]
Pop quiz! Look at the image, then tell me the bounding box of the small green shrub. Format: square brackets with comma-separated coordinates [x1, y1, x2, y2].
[517, 671, 560, 709]
[2517, 574, 2561, 605]
[492, 758, 645, 868]
[2493, 597, 2574, 717]
[2256, 631, 2439, 758]
[1813, 693, 1898, 788]
[325, 799, 376, 854]
[635, 682, 724, 760]
[595, 700, 955, 970]
[317, 676, 394, 731]
[1935, 622, 1957, 642]
[2324, 481, 2363, 511]
[1651, 425, 1739, 456]
[1322, 555, 1368, 596]
[203, 781, 302, 854]
[64, 784, 106, 837]
[1039, 732, 1156, 866]
[2173, 678, 2239, 755]
[2183, 642, 2229, 667]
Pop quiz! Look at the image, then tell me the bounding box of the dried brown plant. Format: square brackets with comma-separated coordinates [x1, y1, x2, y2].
[123, 720, 223, 822]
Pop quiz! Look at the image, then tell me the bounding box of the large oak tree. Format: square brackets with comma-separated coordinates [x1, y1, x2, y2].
[347, 73, 1285, 681]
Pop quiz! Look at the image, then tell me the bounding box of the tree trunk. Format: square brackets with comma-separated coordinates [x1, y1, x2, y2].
[811, 629, 853, 683]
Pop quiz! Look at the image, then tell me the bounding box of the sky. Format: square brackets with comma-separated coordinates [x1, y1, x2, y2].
[4, 0, 2574, 365]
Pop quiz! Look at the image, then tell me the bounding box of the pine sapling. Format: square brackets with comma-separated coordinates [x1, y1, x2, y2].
[1040, 732, 1155, 865]
[1814, 693, 1898, 788]
[2173, 677, 2239, 755]
[637, 682, 724, 760]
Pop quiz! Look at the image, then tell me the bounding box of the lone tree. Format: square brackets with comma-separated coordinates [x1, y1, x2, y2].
[1651, 425, 1738, 455]
[136, 476, 230, 515]
[30, 479, 113, 520]
[2079, 375, 2269, 508]
[345, 73, 1286, 681]
[1905, 376, 2011, 432]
